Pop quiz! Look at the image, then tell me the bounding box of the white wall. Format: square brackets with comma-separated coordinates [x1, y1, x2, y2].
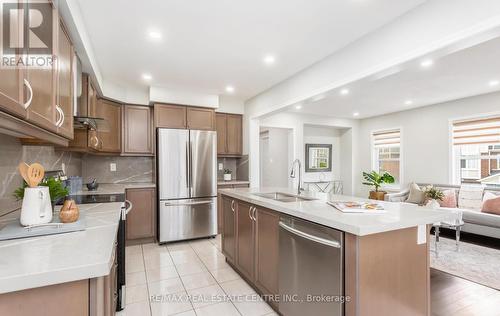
[355, 90, 500, 197]
[303, 126, 342, 183]
[260, 128, 292, 188]
[217, 96, 245, 114]
[257, 112, 358, 194]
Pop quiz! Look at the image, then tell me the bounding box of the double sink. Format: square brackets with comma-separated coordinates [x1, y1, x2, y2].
[253, 192, 317, 203]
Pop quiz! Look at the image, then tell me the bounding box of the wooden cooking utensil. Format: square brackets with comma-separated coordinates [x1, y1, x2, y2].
[18, 162, 30, 184]
[27, 163, 45, 188]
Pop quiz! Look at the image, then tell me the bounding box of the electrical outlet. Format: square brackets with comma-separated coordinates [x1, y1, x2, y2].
[218, 163, 223, 170]
[110, 163, 117, 172]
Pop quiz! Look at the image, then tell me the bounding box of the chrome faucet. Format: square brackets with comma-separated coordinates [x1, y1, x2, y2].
[290, 159, 303, 195]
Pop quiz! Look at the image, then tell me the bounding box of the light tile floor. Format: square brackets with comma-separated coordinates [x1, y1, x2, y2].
[117, 235, 277, 316]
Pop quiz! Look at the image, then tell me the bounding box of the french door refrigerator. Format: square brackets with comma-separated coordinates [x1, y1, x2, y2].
[157, 128, 218, 243]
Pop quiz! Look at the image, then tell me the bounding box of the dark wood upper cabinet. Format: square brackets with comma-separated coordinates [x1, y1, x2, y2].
[154, 104, 187, 129]
[0, 3, 25, 119]
[216, 113, 227, 154]
[216, 113, 242, 156]
[126, 188, 156, 240]
[25, 1, 57, 133]
[87, 81, 97, 118]
[96, 99, 121, 153]
[254, 207, 279, 296]
[187, 107, 215, 130]
[55, 21, 74, 140]
[122, 105, 153, 155]
[222, 196, 236, 264]
[236, 201, 255, 281]
[226, 114, 242, 154]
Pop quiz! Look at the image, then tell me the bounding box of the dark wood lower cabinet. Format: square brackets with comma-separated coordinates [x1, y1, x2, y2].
[221, 195, 280, 310]
[254, 207, 280, 296]
[0, 280, 89, 316]
[126, 188, 156, 241]
[236, 201, 255, 281]
[221, 196, 236, 263]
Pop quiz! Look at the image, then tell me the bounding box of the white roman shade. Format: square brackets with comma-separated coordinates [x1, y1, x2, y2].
[373, 129, 401, 147]
[453, 117, 500, 146]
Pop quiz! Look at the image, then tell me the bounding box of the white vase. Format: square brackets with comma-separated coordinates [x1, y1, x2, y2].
[223, 173, 232, 181]
[426, 199, 440, 209]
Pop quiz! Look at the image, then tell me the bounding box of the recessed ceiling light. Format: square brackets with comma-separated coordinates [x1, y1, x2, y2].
[225, 86, 235, 93]
[353, 112, 359, 117]
[295, 105, 302, 110]
[489, 80, 499, 87]
[404, 100, 413, 105]
[340, 88, 350, 96]
[263, 55, 276, 65]
[420, 59, 434, 68]
[142, 73, 152, 80]
[148, 31, 162, 40]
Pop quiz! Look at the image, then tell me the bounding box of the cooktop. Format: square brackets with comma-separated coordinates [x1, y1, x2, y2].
[57, 193, 125, 205]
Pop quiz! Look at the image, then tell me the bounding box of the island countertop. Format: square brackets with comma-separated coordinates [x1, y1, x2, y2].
[219, 187, 454, 236]
[0, 202, 122, 294]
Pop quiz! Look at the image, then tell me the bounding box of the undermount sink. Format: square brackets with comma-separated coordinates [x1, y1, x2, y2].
[253, 192, 317, 203]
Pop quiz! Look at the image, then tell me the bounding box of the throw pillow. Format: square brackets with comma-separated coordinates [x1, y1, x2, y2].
[481, 196, 500, 215]
[405, 183, 426, 205]
[483, 191, 498, 203]
[458, 185, 484, 210]
[439, 189, 457, 208]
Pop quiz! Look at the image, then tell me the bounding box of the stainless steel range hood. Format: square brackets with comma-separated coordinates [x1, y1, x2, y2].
[73, 57, 109, 132]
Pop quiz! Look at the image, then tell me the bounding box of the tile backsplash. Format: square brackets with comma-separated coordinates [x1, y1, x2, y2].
[81, 155, 154, 184]
[217, 155, 249, 180]
[0, 134, 82, 216]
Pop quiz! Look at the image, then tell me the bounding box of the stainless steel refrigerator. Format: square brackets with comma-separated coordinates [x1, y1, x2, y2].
[157, 128, 218, 243]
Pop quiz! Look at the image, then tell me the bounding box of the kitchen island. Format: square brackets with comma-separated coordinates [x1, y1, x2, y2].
[0, 202, 123, 315]
[219, 187, 453, 316]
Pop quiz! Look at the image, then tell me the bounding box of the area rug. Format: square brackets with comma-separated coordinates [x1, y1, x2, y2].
[430, 237, 500, 290]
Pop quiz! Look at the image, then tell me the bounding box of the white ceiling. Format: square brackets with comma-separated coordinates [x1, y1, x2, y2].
[74, 0, 425, 100]
[287, 35, 500, 119]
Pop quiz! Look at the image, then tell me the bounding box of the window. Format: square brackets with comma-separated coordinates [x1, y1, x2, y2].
[452, 116, 500, 186]
[372, 129, 401, 184]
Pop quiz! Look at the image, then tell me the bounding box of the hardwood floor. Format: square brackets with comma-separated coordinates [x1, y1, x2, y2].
[431, 269, 500, 316]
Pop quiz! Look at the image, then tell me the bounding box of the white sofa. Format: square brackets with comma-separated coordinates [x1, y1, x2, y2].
[385, 184, 500, 239]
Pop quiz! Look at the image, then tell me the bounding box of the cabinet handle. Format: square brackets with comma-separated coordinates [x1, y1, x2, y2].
[23, 79, 33, 109]
[230, 200, 235, 213]
[252, 207, 257, 221]
[90, 135, 98, 147]
[55, 105, 64, 127]
[248, 206, 253, 221]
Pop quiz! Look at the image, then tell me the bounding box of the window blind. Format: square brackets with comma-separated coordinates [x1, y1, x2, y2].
[452, 117, 500, 145]
[373, 129, 400, 147]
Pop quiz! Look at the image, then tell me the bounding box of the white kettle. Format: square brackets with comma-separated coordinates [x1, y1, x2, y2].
[20, 187, 53, 226]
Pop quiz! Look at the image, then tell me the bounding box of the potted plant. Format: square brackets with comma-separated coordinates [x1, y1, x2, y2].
[223, 169, 232, 181]
[423, 185, 444, 209]
[362, 171, 395, 200]
[14, 176, 69, 211]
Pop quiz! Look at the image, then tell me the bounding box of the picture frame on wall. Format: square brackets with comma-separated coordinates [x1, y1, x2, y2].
[305, 143, 332, 172]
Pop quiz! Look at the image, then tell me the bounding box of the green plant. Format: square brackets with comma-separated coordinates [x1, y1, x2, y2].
[362, 171, 395, 192]
[224, 169, 232, 174]
[423, 185, 444, 201]
[14, 177, 69, 203]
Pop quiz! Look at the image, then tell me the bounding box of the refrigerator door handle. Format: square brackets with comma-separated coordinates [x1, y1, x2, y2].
[186, 141, 190, 190]
[164, 201, 213, 206]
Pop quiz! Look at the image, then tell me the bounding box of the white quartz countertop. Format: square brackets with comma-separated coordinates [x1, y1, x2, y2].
[219, 187, 454, 236]
[0, 202, 122, 294]
[77, 182, 156, 195]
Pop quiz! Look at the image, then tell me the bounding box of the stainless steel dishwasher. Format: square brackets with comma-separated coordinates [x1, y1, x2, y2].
[279, 216, 344, 316]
